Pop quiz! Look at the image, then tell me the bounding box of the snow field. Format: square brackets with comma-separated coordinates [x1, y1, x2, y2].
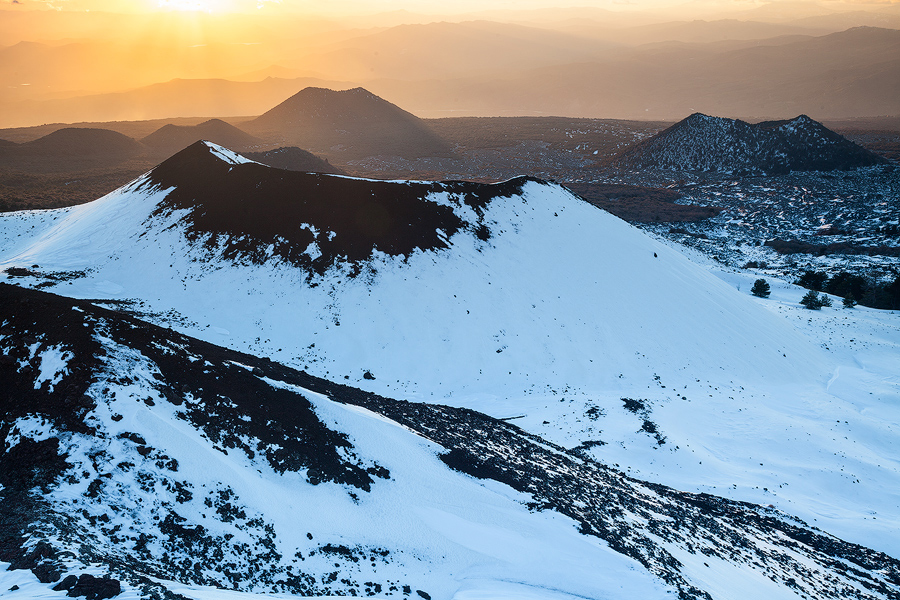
[20, 329, 672, 600]
[1, 150, 898, 572]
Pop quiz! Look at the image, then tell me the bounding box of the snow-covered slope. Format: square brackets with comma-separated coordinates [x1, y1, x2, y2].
[0, 141, 824, 394]
[1, 141, 898, 570]
[609, 113, 889, 174]
[2, 283, 898, 600]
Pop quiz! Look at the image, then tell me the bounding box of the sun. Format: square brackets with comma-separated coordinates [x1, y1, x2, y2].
[155, 0, 233, 12]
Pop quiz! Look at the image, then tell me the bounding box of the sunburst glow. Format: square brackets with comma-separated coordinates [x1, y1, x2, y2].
[156, 0, 234, 12]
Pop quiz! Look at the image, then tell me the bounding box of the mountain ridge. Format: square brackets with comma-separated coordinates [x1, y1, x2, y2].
[0, 127, 146, 172]
[140, 141, 522, 273]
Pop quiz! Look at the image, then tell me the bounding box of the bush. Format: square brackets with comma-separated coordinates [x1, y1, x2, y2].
[800, 290, 831, 310]
[796, 270, 828, 291]
[842, 295, 857, 308]
[743, 260, 768, 269]
[750, 278, 771, 298]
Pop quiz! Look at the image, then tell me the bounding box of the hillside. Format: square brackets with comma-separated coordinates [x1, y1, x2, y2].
[0, 127, 146, 172]
[1, 141, 898, 569]
[609, 113, 889, 174]
[141, 118, 262, 156]
[0, 284, 900, 600]
[244, 87, 454, 160]
[4, 281, 899, 599]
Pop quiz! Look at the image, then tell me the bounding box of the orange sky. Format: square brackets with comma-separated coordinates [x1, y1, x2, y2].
[5, 0, 896, 16]
[1, 0, 897, 126]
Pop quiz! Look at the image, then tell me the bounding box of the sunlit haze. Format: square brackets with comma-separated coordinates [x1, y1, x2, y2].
[0, 0, 898, 126]
[5, 0, 898, 16]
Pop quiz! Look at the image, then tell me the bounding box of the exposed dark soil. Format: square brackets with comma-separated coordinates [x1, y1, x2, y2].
[425, 116, 669, 155]
[837, 130, 900, 163]
[145, 141, 530, 274]
[765, 237, 900, 257]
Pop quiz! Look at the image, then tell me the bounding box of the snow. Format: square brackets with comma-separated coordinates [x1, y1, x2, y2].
[203, 141, 257, 166]
[24, 334, 671, 600]
[33, 345, 73, 392]
[2, 151, 899, 596]
[0, 562, 143, 600]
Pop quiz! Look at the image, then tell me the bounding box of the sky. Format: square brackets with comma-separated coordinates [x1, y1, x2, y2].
[5, 0, 895, 15]
[1, 0, 897, 125]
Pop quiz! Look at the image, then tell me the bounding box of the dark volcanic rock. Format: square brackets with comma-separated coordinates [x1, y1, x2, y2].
[142, 141, 530, 275]
[610, 113, 890, 175]
[565, 182, 722, 223]
[0, 282, 395, 595]
[65, 574, 121, 599]
[3, 282, 900, 599]
[0, 281, 380, 490]
[765, 237, 900, 257]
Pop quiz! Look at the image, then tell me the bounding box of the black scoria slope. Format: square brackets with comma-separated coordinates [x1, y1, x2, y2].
[140, 141, 531, 275]
[0, 282, 391, 596]
[2, 281, 899, 600]
[610, 113, 890, 175]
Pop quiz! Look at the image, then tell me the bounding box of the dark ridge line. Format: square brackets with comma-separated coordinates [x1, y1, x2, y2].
[141, 142, 543, 276]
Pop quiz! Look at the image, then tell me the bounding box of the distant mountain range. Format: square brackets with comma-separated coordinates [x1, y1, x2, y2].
[1, 88, 893, 183]
[1, 24, 898, 126]
[609, 113, 889, 174]
[368, 26, 900, 120]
